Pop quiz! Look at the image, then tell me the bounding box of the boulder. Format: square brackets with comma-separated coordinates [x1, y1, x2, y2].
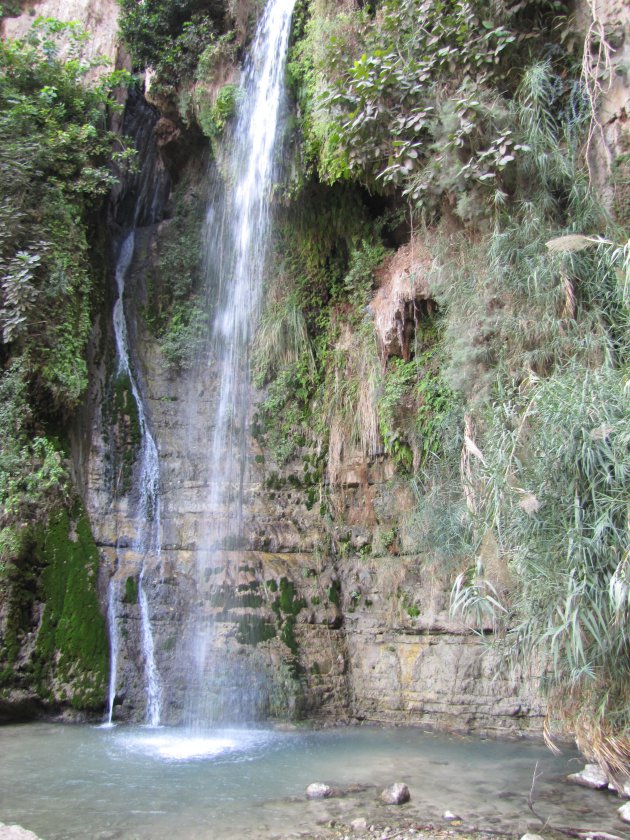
[0, 824, 43, 840]
[567, 763, 609, 789]
[619, 802, 630, 824]
[380, 783, 410, 805]
[306, 782, 333, 799]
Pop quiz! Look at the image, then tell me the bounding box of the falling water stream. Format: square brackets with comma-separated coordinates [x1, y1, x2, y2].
[110, 231, 162, 726]
[185, 0, 297, 725]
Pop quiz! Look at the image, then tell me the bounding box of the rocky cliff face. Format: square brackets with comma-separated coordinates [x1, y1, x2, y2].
[2, 0, 123, 75]
[3, 0, 626, 738]
[80, 144, 544, 733]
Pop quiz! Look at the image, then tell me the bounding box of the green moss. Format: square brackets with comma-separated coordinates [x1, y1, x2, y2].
[280, 614, 299, 657]
[123, 575, 138, 605]
[265, 472, 284, 491]
[327, 579, 341, 606]
[277, 577, 307, 615]
[235, 615, 277, 646]
[2, 546, 39, 665]
[105, 371, 141, 496]
[33, 509, 108, 710]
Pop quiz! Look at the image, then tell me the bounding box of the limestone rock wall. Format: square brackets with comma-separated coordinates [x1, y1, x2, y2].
[2, 0, 124, 77]
[82, 205, 544, 730]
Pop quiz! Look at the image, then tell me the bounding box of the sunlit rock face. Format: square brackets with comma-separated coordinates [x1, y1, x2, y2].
[81, 201, 543, 732]
[576, 0, 630, 221]
[4, 1, 546, 734]
[2, 0, 123, 78]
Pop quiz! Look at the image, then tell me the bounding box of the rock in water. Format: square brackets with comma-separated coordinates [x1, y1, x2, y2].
[609, 780, 630, 798]
[306, 782, 333, 799]
[520, 834, 546, 840]
[567, 764, 609, 789]
[351, 817, 368, 831]
[380, 783, 410, 804]
[619, 802, 630, 824]
[0, 824, 43, 840]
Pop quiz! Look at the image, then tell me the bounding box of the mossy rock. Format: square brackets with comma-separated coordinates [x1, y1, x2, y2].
[32, 509, 108, 710]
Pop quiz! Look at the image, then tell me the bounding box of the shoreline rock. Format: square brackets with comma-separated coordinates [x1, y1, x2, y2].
[567, 763, 609, 790]
[0, 824, 44, 840]
[380, 783, 410, 805]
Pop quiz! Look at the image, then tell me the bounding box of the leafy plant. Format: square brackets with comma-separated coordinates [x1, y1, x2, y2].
[117, 0, 226, 83]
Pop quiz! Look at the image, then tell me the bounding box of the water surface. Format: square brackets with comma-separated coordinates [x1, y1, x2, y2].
[0, 724, 626, 839]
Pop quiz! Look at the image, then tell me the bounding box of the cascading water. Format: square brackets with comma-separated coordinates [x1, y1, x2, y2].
[106, 93, 169, 725]
[184, 0, 297, 726]
[109, 233, 162, 726]
[105, 578, 119, 726]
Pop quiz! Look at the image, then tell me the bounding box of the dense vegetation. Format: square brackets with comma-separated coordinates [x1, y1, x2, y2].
[117, 0, 629, 762]
[249, 0, 629, 767]
[0, 0, 627, 760]
[0, 19, 126, 706]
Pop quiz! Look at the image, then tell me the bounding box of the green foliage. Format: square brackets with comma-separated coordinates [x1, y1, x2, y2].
[103, 371, 142, 497]
[292, 0, 575, 219]
[439, 65, 629, 749]
[456, 364, 629, 737]
[0, 360, 69, 568]
[196, 83, 242, 138]
[253, 291, 314, 387]
[0, 21, 126, 411]
[145, 175, 208, 370]
[282, 0, 627, 759]
[0, 1, 26, 19]
[117, 0, 225, 84]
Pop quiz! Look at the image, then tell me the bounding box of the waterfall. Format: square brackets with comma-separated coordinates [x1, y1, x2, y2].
[105, 578, 119, 726]
[109, 232, 163, 726]
[106, 93, 169, 725]
[185, 0, 297, 726]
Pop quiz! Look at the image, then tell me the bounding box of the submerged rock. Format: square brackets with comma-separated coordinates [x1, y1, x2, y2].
[306, 783, 334, 799]
[619, 801, 630, 824]
[350, 817, 368, 832]
[567, 763, 609, 789]
[380, 783, 410, 805]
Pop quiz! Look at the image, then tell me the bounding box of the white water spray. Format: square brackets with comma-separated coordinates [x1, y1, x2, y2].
[185, 0, 296, 725]
[105, 577, 119, 726]
[108, 232, 163, 726]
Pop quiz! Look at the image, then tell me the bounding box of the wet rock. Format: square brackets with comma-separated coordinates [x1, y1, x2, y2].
[0, 824, 43, 840]
[306, 782, 334, 799]
[350, 817, 368, 832]
[443, 810, 459, 821]
[380, 783, 410, 805]
[609, 780, 630, 798]
[567, 763, 609, 789]
[520, 834, 546, 840]
[619, 801, 630, 824]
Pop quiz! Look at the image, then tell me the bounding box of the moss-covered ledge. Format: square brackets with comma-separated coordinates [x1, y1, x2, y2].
[0, 506, 108, 720]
